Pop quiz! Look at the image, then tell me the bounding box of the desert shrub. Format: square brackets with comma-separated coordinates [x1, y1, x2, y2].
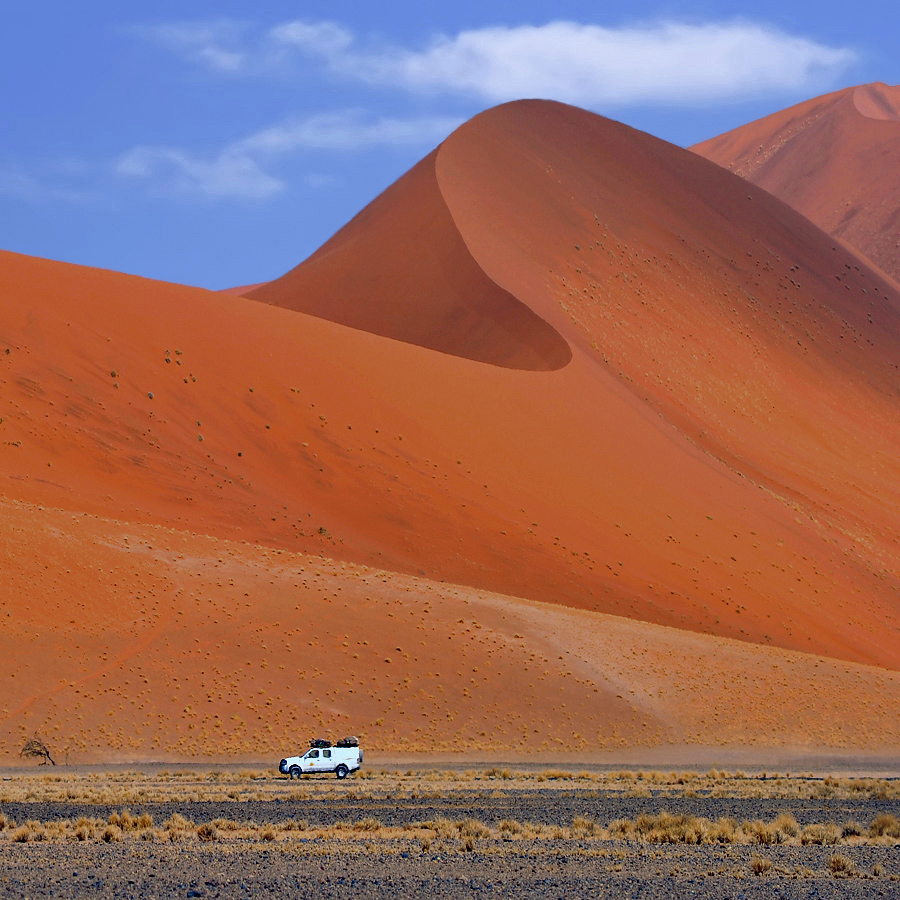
[828, 854, 854, 876]
[164, 813, 194, 832]
[354, 817, 381, 832]
[750, 854, 773, 875]
[707, 818, 737, 844]
[101, 825, 122, 843]
[462, 835, 475, 852]
[426, 818, 457, 839]
[277, 819, 307, 832]
[12, 826, 31, 843]
[773, 813, 800, 839]
[870, 814, 900, 838]
[20, 737, 54, 766]
[744, 820, 781, 845]
[260, 826, 276, 842]
[457, 819, 491, 839]
[634, 812, 705, 844]
[841, 820, 864, 838]
[213, 818, 242, 832]
[197, 823, 218, 842]
[0, 814, 9, 832]
[800, 823, 841, 845]
[499, 819, 523, 835]
[571, 816, 599, 837]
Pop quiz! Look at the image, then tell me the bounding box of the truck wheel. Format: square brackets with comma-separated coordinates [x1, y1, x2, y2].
[289, 765, 301, 779]
[335, 764, 349, 780]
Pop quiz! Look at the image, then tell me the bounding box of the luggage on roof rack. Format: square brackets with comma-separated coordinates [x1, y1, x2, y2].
[336, 736, 359, 748]
[309, 738, 332, 749]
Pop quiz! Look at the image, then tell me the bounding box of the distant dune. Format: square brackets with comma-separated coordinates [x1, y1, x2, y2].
[692, 82, 900, 283]
[3, 99, 900, 761]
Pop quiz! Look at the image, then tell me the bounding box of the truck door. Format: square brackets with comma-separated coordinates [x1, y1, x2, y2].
[305, 749, 319, 771]
[321, 748, 333, 771]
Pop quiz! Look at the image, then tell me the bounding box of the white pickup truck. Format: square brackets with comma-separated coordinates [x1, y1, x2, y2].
[279, 738, 362, 779]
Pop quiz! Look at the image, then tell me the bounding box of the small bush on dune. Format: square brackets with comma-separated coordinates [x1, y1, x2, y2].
[801, 823, 841, 845]
[841, 820, 864, 838]
[750, 854, 773, 875]
[773, 813, 800, 839]
[101, 825, 122, 843]
[353, 818, 381, 832]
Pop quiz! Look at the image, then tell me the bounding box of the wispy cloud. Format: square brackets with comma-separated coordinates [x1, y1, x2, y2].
[115, 111, 462, 199]
[144, 17, 856, 106]
[116, 147, 283, 199]
[131, 20, 249, 72]
[0, 164, 95, 204]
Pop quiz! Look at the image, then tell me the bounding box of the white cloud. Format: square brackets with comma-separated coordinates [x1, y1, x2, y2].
[152, 17, 856, 106]
[235, 111, 463, 154]
[275, 20, 856, 106]
[115, 112, 461, 199]
[116, 146, 283, 200]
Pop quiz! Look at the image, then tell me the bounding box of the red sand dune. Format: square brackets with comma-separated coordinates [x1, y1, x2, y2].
[692, 82, 900, 283]
[3, 99, 900, 760]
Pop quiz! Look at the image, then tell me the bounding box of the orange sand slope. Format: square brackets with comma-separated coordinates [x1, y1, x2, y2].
[3, 99, 900, 759]
[3, 497, 899, 762]
[692, 82, 900, 283]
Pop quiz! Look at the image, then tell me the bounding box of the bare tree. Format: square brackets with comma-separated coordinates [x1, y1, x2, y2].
[21, 737, 55, 766]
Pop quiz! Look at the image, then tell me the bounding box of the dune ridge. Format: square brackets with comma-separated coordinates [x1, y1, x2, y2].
[246, 151, 571, 371]
[692, 82, 900, 283]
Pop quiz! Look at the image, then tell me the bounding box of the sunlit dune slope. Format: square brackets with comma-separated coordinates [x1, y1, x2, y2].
[692, 82, 900, 283]
[3, 99, 900, 688]
[3, 498, 899, 762]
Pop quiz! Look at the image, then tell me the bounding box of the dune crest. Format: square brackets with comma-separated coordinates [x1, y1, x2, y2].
[853, 82, 900, 121]
[246, 151, 571, 371]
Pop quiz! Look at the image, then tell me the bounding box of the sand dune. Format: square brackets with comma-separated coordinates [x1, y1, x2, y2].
[3, 497, 898, 762]
[692, 82, 900, 283]
[3, 99, 900, 760]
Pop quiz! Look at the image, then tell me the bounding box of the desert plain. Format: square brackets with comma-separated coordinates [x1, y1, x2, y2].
[3, 85, 900, 896]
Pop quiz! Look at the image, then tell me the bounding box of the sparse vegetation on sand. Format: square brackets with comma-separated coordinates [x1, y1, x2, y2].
[1, 767, 898, 805]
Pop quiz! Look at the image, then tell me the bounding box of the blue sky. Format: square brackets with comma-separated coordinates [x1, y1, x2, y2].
[3, 1, 896, 289]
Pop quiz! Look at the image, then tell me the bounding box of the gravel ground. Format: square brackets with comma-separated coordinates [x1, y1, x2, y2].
[2, 790, 900, 898]
[1, 842, 899, 899]
[2, 791, 899, 829]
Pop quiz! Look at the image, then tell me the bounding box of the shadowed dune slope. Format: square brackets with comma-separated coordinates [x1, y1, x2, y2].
[246, 151, 571, 371]
[3, 99, 900, 702]
[692, 82, 900, 282]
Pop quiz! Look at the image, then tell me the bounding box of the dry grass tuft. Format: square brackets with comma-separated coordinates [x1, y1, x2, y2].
[800, 823, 841, 845]
[197, 823, 218, 842]
[750, 854, 773, 875]
[828, 853, 854, 876]
[870, 814, 900, 838]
